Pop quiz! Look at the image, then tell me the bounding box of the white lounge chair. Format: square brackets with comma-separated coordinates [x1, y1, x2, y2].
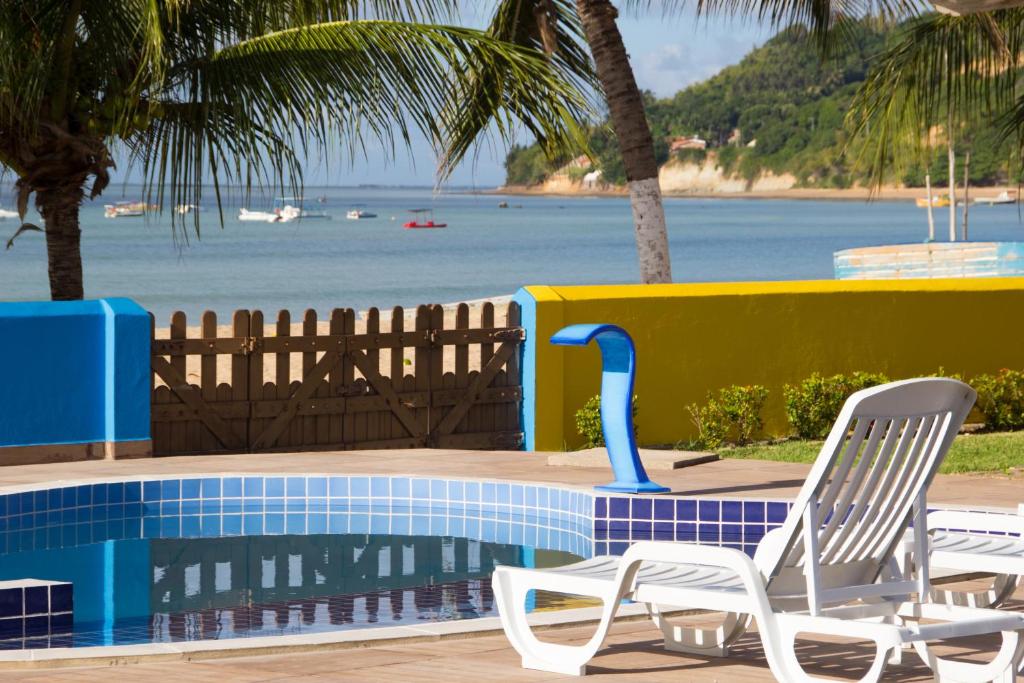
[926, 509, 1024, 609]
[493, 378, 1024, 681]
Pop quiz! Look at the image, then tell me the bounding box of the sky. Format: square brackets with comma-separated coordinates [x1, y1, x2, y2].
[322, 7, 770, 188]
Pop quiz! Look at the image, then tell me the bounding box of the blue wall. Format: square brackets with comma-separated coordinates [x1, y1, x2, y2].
[0, 299, 150, 448]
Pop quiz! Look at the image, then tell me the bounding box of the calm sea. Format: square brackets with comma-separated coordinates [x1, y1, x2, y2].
[1, 186, 1021, 321]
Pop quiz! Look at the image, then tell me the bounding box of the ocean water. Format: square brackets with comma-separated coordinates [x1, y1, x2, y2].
[1, 186, 1021, 321]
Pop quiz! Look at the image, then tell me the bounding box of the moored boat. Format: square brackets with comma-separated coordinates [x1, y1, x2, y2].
[974, 190, 1017, 206]
[915, 196, 950, 208]
[346, 205, 377, 220]
[403, 208, 446, 229]
[104, 201, 154, 218]
[0, 208, 17, 220]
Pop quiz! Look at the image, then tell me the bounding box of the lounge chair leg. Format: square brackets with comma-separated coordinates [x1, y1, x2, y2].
[931, 574, 1020, 609]
[773, 621, 893, 683]
[491, 569, 622, 676]
[645, 603, 750, 657]
[913, 629, 1024, 682]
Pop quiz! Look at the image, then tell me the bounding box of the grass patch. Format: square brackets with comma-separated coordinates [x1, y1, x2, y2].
[720, 430, 1024, 474]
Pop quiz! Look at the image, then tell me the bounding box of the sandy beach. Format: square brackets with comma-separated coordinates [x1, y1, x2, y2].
[494, 184, 1020, 202]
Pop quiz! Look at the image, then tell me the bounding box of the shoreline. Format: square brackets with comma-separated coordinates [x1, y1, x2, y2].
[489, 184, 1020, 203]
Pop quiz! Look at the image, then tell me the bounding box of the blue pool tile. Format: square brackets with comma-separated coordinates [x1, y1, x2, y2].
[653, 499, 674, 520]
[201, 500, 221, 515]
[465, 481, 480, 502]
[608, 497, 629, 519]
[722, 524, 742, 543]
[0, 588, 22, 618]
[676, 499, 697, 521]
[19, 492, 33, 514]
[482, 482, 497, 503]
[243, 477, 263, 498]
[371, 477, 389, 497]
[181, 479, 201, 500]
[265, 478, 284, 498]
[308, 513, 327, 534]
[329, 477, 349, 497]
[242, 500, 262, 514]
[117, 482, 138, 504]
[496, 484, 511, 505]
[199, 516, 220, 538]
[265, 514, 284, 534]
[180, 500, 200, 516]
[139, 503, 157, 519]
[481, 519, 496, 541]
[594, 496, 607, 519]
[74, 485, 92, 507]
[699, 500, 720, 521]
[744, 501, 765, 523]
[370, 515, 389, 534]
[676, 522, 696, 541]
[609, 520, 629, 540]
[630, 521, 652, 540]
[160, 501, 180, 517]
[160, 517, 180, 538]
[222, 515, 242, 536]
[328, 514, 347, 534]
[181, 516, 201, 537]
[286, 477, 305, 498]
[286, 514, 305, 534]
[631, 498, 652, 520]
[653, 522, 674, 540]
[161, 480, 181, 501]
[198, 479, 219, 499]
[465, 518, 480, 538]
[264, 498, 284, 513]
[0, 617, 23, 640]
[61, 487, 76, 509]
[142, 481, 160, 502]
[351, 477, 369, 497]
[722, 501, 742, 523]
[511, 485, 524, 506]
[350, 514, 369, 534]
[44, 489, 58, 510]
[223, 478, 242, 498]
[391, 477, 410, 498]
[698, 523, 720, 543]
[449, 480, 464, 501]
[609, 541, 628, 556]
[390, 515, 409, 535]
[411, 479, 429, 499]
[767, 502, 789, 524]
[537, 488, 549, 508]
[50, 584, 72, 614]
[242, 514, 262, 535]
[594, 519, 608, 539]
[308, 497, 327, 513]
[525, 487, 537, 508]
[432, 479, 447, 500]
[286, 499, 305, 513]
[125, 517, 142, 538]
[308, 477, 327, 498]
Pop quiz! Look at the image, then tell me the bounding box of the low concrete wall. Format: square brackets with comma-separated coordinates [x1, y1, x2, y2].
[0, 299, 151, 464]
[515, 279, 1024, 451]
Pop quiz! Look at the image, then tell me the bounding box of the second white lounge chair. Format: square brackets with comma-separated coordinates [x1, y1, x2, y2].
[493, 378, 1024, 681]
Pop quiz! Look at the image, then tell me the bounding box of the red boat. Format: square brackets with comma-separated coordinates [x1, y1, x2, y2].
[403, 208, 447, 229]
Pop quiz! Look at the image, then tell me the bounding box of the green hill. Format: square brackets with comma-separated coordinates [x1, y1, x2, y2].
[505, 21, 1015, 189]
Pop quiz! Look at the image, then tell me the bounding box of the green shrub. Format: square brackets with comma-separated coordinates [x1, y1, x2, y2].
[575, 394, 639, 449]
[783, 372, 889, 439]
[974, 369, 1024, 431]
[688, 385, 769, 449]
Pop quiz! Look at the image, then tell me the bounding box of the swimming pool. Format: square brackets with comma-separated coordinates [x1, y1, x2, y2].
[0, 475, 593, 649]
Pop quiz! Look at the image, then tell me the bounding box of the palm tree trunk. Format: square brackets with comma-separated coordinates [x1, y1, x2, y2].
[36, 185, 84, 300]
[574, 0, 672, 284]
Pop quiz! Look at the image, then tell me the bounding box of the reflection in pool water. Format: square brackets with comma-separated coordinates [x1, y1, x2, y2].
[0, 533, 581, 648]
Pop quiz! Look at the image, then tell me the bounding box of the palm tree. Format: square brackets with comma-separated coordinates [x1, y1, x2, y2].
[0, 1, 592, 300]
[845, 11, 1023, 195]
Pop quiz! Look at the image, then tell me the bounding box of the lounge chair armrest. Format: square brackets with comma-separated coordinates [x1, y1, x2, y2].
[621, 541, 766, 589]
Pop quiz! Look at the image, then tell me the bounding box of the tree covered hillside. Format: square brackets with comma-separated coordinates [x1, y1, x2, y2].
[506, 21, 1016, 189]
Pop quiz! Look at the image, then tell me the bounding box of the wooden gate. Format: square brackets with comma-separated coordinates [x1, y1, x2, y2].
[151, 302, 523, 455]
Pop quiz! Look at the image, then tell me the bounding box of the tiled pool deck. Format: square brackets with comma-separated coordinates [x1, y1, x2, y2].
[1, 448, 1023, 680]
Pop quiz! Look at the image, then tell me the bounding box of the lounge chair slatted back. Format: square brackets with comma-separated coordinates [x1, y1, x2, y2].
[758, 379, 976, 614]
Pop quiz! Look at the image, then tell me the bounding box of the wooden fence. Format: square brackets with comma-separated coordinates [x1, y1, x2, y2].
[150, 302, 523, 456]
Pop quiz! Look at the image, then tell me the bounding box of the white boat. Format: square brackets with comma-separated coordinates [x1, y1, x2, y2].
[240, 197, 329, 223]
[974, 190, 1016, 206]
[0, 208, 17, 220]
[175, 204, 203, 215]
[346, 206, 377, 220]
[104, 201, 151, 218]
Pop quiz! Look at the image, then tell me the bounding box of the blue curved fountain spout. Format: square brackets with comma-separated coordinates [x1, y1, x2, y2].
[551, 324, 669, 494]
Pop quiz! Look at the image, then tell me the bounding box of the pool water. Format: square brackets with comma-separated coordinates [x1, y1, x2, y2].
[0, 532, 581, 648]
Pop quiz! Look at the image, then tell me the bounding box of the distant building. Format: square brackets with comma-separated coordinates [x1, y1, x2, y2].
[727, 129, 742, 146]
[582, 169, 603, 188]
[567, 154, 591, 169]
[669, 135, 707, 152]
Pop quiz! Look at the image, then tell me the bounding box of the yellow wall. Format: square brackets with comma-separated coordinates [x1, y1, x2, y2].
[526, 279, 1024, 451]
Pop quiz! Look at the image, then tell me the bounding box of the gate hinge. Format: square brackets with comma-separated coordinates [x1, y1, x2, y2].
[240, 336, 259, 355]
